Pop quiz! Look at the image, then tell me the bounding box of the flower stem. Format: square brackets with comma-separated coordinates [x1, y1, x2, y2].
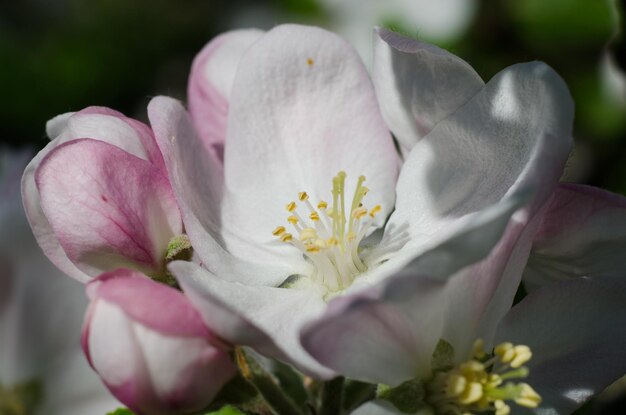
[235, 348, 305, 415]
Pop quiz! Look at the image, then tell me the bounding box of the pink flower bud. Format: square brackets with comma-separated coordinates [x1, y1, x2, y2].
[82, 269, 236, 415]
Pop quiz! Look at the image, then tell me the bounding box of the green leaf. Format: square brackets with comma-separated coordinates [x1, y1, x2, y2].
[204, 405, 246, 415]
[431, 339, 455, 372]
[377, 378, 427, 414]
[106, 409, 136, 415]
[0, 380, 43, 415]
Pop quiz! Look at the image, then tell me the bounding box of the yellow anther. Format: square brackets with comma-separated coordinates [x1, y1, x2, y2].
[473, 338, 485, 359]
[488, 374, 503, 388]
[327, 237, 339, 246]
[458, 382, 483, 404]
[510, 346, 532, 368]
[286, 201, 297, 212]
[495, 342, 515, 363]
[306, 244, 320, 253]
[352, 207, 367, 219]
[317, 201, 328, 210]
[446, 374, 467, 397]
[369, 204, 382, 217]
[287, 215, 298, 225]
[272, 226, 286, 236]
[298, 192, 309, 201]
[300, 228, 317, 242]
[515, 384, 541, 408]
[347, 231, 356, 241]
[460, 360, 485, 375]
[280, 233, 293, 242]
[428, 338, 540, 415]
[313, 239, 327, 249]
[494, 400, 511, 415]
[309, 212, 320, 221]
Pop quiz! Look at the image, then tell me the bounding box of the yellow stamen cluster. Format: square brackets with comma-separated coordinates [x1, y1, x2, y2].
[272, 171, 382, 292]
[427, 339, 541, 415]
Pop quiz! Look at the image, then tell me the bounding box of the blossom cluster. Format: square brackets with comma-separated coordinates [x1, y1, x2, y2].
[19, 24, 626, 415]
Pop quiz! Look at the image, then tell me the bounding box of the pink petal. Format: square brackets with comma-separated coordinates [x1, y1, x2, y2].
[84, 272, 235, 414]
[23, 107, 167, 282]
[35, 139, 182, 277]
[88, 269, 212, 338]
[525, 183, 626, 287]
[188, 29, 263, 162]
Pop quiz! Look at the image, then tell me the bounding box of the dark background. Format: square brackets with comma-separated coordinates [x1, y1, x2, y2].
[1, 0, 625, 197]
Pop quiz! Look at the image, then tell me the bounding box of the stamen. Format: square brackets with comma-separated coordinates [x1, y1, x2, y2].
[427, 339, 541, 415]
[272, 172, 384, 294]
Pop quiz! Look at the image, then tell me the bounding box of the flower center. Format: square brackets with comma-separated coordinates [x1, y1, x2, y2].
[272, 171, 382, 293]
[427, 339, 541, 415]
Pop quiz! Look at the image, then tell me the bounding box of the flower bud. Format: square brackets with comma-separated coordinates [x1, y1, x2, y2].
[82, 269, 235, 415]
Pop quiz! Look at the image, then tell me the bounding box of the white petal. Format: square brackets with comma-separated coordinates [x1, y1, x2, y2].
[303, 190, 530, 385]
[388, 61, 573, 252]
[148, 96, 294, 286]
[373, 28, 483, 154]
[171, 260, 335, 379]
[222, 24, 400, 268]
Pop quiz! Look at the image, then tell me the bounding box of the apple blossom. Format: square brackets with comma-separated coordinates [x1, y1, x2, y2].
[82, 268, 236, 415]
[150, 22, 568, 380]
[148, 24, 626, 414]
[21, 107, 183, 283]
[1, 148, 120, 415]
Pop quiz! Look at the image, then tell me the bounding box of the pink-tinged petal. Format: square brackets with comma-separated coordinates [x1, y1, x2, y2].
[23, 108, 167, 282]
[222, 24, 400, 269]
[302, 191, 529, 385]
[372, 28, 484, 155]
[56, 107, 164, 168]
[302, 280, 447, 386]
[188, 29, 263, 161]
[171, 260, 335, 379]
[524, 183, 626, 288]
[35, 139, 182, 277]
[495, 277, 626, 414]
[88, 269, 211, 338]
[85, 273, 235, 415]
[45, 111, 75, 140]
[148, 96, 295, 286]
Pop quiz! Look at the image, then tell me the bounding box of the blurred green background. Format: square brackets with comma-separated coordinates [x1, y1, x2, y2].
[1, 0, 625, 413]
[1, 0, 624, 195]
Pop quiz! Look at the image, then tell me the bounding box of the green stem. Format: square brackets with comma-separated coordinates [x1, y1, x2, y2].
[235, 348, 305, 415]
